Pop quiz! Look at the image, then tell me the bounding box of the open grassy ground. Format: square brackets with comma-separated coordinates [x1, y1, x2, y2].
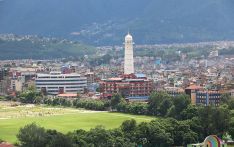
[0, 101, 154, 143]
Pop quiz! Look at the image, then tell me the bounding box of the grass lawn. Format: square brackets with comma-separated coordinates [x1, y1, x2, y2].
[0, 101, 154, 143]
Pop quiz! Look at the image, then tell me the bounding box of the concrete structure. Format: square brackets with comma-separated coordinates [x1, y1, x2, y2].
[196, 91, 221, 106]
[124, 33, 134, 74]
[161, 87, 185, 97]
[185, 85, 221, 106]
[11, 76, 25, 92]
[85, 72, 96, 86]
[0, 68, 9, 81]
[185, 85, 203, 105]
[100, 74, 153, 101]
[0, 68, 9, 95]
[35, 71, 87, 95]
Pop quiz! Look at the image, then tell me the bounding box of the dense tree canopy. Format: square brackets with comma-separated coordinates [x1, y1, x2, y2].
[17, 123, 48, 147]
[16, 119, 199, 147]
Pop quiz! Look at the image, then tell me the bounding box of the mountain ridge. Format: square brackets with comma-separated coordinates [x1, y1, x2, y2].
[0, 0, 234, 45]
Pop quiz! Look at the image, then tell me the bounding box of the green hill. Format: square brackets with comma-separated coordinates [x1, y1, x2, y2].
[0, 35, 96, 60]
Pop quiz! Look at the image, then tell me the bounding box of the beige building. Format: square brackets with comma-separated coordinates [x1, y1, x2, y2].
[11, 76, 25, 92]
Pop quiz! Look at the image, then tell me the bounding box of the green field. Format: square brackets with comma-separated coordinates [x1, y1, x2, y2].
[0, 102, 154, 143]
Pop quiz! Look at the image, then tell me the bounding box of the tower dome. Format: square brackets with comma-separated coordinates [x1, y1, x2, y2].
[125, 33, 133, 41]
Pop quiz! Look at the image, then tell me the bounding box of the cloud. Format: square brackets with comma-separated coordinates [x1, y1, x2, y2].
[70, 32, 81, 36]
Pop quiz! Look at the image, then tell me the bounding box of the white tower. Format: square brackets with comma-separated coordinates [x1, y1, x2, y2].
[124, 33, 134, 74]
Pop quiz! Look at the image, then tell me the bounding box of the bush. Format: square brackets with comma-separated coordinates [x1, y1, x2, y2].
[17, 123, 48, 147]
[0, 96, 6, 100]
[74, 99, 106, 111]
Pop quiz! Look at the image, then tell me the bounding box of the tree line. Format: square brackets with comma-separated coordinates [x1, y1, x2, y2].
[2, 88, 234, 145]
[14, 106, 234, 147]
[15, 118, 201, 147]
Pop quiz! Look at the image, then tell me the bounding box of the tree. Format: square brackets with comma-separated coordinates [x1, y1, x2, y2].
[116, 100, 128, 112]
[220, 93, 232, 105]
[172, 121, 198, 146]
[34, 96, 43, 104]
[19, 86, 42, 104]
[229, 117, 234, 140]
[111, 94, 124, 110]
[17, 123, 47, 147]
[85, 126, 114, 146]
[148, 92, 171, 116]
[67, 129, 88, 147]
[110, 129, 136, 147]
[121, 119, 137, 142]
[228, 99, 234, 110]
[121, 119, 137, 133]
[168, 94, 191, 119]
[46, 129, 73, 147]
[196, 106, 230, 138]
[158, 98, 173, 116]
[180, 104, 199, 120]
[136, 120, 173, 146]
[160, 118, 198, 146]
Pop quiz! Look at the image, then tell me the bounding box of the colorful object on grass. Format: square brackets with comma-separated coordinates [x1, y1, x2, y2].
[204, 135, 222, 147]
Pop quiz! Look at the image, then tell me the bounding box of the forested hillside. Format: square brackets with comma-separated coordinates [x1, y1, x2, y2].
[0, 0, 234, 45]
[0, 35, 95, 60]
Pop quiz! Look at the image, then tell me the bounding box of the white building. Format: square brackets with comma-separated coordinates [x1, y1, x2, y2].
[124, 33, 134, 74]
[35, 72, 87, 95]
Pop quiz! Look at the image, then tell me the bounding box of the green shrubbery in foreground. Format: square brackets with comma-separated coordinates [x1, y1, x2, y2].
[16, 118, 197, 147]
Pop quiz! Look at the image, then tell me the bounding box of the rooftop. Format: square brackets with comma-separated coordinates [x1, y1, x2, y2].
[135, 73, 146, 78]
[185, 85, 202, 90]
[57, 93, 77, 97]
[107, 78, 123, 81]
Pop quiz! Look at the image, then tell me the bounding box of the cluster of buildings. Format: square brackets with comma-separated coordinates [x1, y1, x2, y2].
[100, 33, 153, 101]
[0, 65, 90, 97]
[0, 33, 233, 106]
[99, 33, 233, 105]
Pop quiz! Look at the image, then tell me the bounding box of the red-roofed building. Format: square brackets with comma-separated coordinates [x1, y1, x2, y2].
[100, 74, 153, 101]
[185, 85, 202, 90]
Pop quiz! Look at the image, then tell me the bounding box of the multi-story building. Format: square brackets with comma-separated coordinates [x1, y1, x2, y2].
[85, 72, 96, 86]
[11, 76, 25, 92]
[0, 68, 10, 95]
[35, 72, 87, 95]
[196, 91, 221, 106]
[185, 85, 203, 105]
[185, 85, 222, 106]
[100, 74, 153, 101]
[0, 68, 9, 81]
[161, 87, 185, 97]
